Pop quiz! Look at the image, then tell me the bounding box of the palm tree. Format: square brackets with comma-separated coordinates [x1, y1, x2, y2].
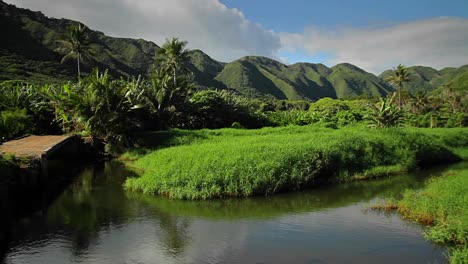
[385, 64, 411, 109]
[156, 37, 190, 88]
[58, 23, 93, 79]
[441, 83, 463, 113]
[409, 91, 429, 114]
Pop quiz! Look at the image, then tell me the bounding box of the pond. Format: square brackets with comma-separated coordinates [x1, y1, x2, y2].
[2, 161, 461, 264]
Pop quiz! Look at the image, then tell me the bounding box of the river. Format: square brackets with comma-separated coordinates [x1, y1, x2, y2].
[2, 161, 461, 264]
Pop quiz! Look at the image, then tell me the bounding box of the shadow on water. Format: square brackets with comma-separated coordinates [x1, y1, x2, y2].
[1, 161, 466, 263]
[1, 161, 193, 261]
[0, 159, 94, 262]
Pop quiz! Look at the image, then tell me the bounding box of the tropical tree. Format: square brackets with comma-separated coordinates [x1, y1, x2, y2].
[368, 93, 404, 128]
[408, 91, 430, 114]
[156, 37, 191, 88]
[441, 83, 464, 113]
[385, 64, 411, 109]
[45, 69, 143, 153]
[58, 23, 93, 79]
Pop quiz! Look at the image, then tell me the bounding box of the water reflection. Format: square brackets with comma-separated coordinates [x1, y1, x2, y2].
[2, 161, 458, 264]
[127, 166, 443, 220]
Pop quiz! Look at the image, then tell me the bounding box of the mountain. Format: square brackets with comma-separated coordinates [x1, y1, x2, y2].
[215, 57, 395, 100]
[0, 0, 160, 82]
[328, 63, 393, 98]
[215, 57, 334, 100]
[0, 1, 466, 100]
[186, 49, 226, 89]
[379, 65, 468, 93]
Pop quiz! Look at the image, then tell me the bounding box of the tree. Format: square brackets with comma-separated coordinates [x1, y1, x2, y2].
[408, 91, 429, 114]
[385, 64, 411, 109]
[58, 24, 93, 79]
[46, 69, 143, 153]
[156, 37, 190, 88]
[369, 93, 404, 128]
[441, 83, 463, 113]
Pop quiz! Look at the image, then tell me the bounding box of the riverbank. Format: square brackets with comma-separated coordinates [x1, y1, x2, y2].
[123, 126, 468, 199]
[372, 167, 467, 264]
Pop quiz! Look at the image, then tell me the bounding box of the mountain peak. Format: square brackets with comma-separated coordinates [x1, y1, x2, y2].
[332, 63, 368, 74]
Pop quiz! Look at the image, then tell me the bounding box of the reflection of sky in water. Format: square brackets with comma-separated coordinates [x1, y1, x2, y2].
[6, 205, 445, 264]
[4, 162, 449, 264]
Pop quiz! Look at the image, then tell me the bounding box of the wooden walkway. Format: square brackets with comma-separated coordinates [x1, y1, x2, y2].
[0, 135, 73, 159]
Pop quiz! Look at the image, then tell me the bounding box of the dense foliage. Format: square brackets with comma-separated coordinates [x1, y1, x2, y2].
[0, 69, 466, 149]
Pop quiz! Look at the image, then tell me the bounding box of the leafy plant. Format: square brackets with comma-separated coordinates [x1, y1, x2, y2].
[46, 69, 142, 153]
[0, 109, 30, 141]
[369, 93, 404, 128]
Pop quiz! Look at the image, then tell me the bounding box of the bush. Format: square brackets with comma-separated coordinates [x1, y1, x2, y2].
[0, 109, 30, 140]
[188, 90, 266, 129]
[0, 81, 58, 135]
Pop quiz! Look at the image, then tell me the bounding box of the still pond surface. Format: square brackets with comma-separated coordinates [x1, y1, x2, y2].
[3, 161, 459, 264]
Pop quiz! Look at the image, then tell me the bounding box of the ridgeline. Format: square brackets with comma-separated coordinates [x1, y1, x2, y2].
[1, 0, 467, 100]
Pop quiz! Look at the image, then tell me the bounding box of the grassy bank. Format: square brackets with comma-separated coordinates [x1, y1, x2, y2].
[123, 126, 467, 199]
[374, 168, 467, 263]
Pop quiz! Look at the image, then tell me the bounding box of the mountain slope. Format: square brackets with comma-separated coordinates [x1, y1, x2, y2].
[1, 0, 466, 100]
[329, 63, 393, 98]
[186, 49, 226, 88]
[215, 57, 289, 99]
[0, 0, 161, 81]
[379, 65, 468, 93]
[215, 58, 393, 100]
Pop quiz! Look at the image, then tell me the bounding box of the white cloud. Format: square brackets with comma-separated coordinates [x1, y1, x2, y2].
[280, 17, 468, 74]
[5, 0, 281, 62]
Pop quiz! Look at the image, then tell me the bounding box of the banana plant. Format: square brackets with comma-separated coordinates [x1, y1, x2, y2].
[369, 93, 404, 128]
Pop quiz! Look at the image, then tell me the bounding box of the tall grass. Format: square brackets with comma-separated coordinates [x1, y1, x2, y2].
[397, 168, 468, 264]
[123, 126, 467, 199]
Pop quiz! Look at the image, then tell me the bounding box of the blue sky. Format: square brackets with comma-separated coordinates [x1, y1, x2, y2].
[222, 0, 468, 32]
[7, 0, 468, 73]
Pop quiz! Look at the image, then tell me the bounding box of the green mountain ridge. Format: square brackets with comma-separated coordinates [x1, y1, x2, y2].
[379, 65, 468, 93]
[1, 0, 466, 100]
[329, 63, 393, 98]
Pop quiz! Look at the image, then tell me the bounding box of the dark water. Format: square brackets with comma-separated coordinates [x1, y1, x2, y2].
[3, 161, 461, 264]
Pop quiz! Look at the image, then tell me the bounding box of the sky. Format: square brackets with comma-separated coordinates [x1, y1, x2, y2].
[5, 0, 468, 74]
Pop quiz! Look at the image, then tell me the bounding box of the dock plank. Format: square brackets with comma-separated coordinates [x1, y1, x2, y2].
[0, 135, 72, 158]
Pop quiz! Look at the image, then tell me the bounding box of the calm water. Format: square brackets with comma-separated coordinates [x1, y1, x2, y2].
[2, 161, 460, 264]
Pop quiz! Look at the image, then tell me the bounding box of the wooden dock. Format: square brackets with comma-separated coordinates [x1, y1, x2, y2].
[0, 135, 74, 159]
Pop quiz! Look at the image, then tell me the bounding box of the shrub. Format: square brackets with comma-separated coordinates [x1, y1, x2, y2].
[0, 109, 30, 141]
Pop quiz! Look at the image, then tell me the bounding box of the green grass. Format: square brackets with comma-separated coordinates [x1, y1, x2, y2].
[396, 168, 468, 264]
[123, 126, 467, 199]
